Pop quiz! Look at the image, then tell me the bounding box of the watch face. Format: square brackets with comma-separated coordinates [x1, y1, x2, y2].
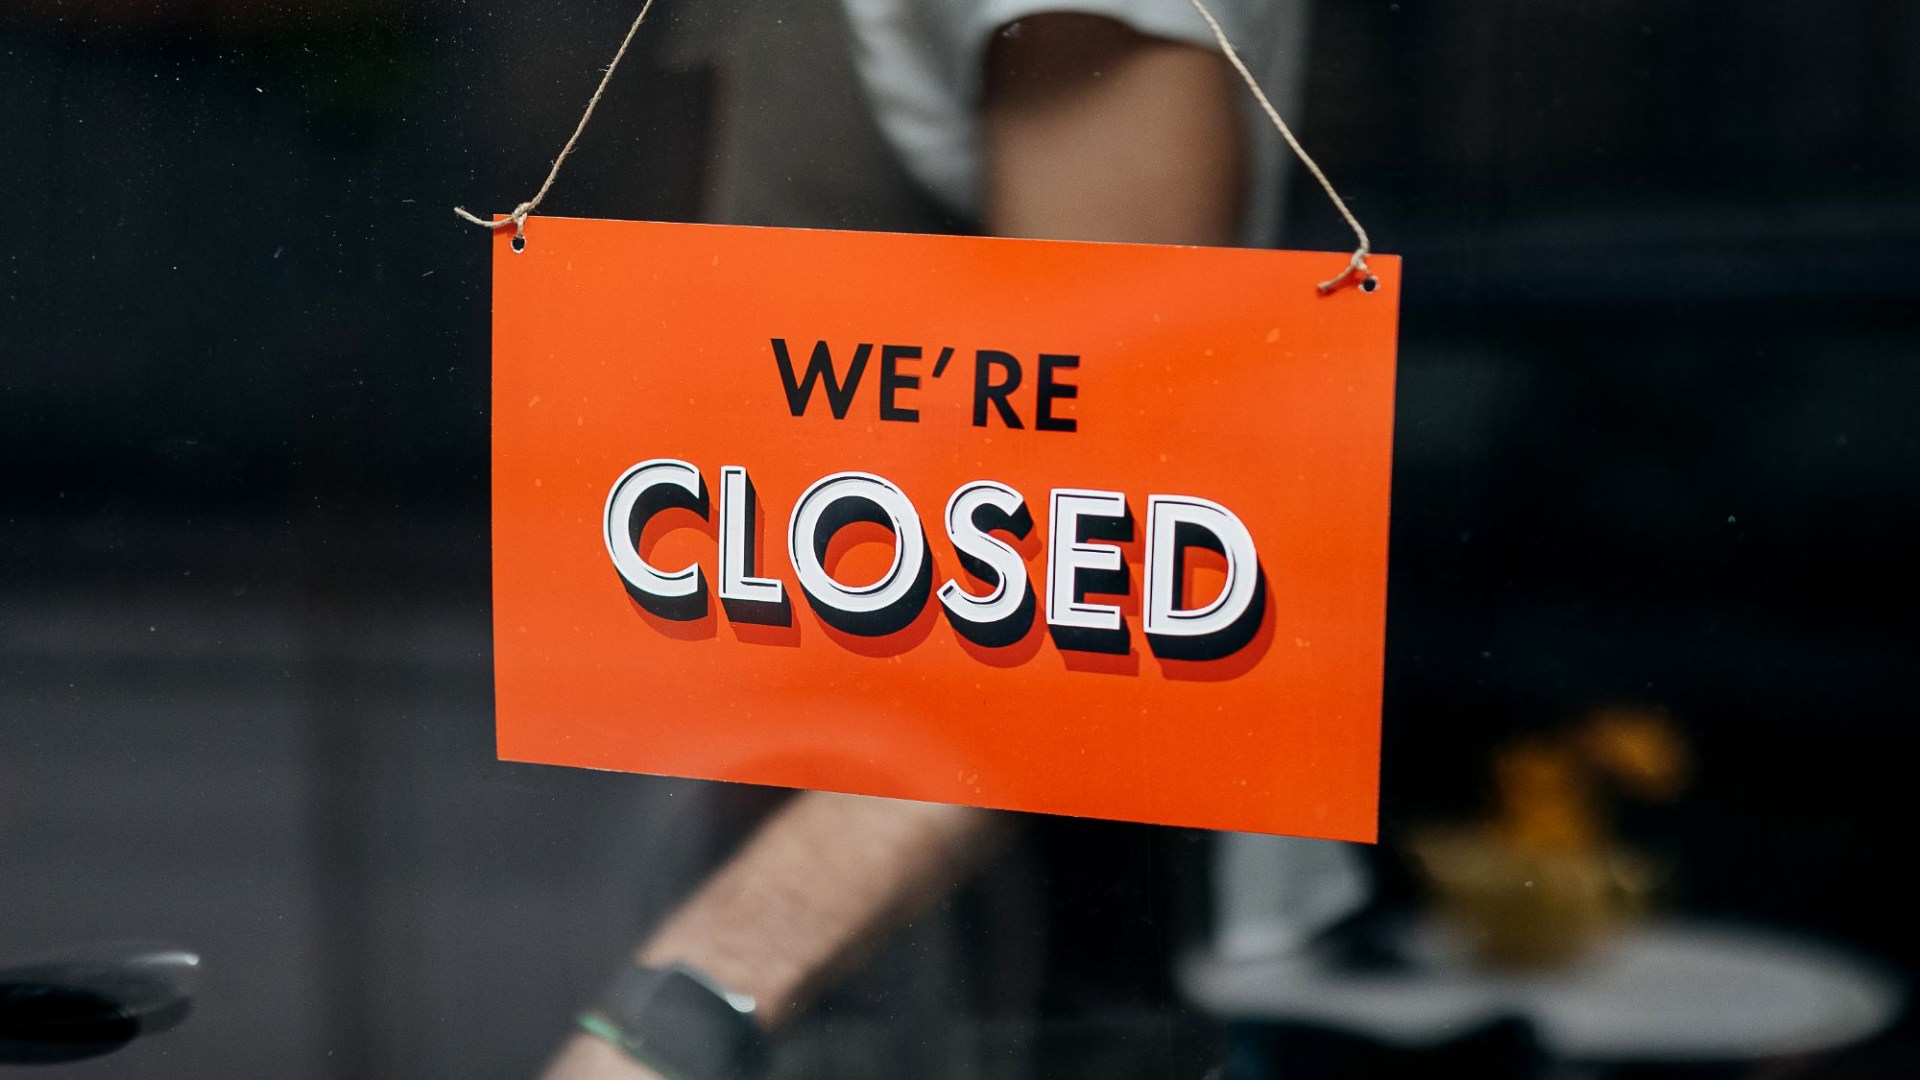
[603, 966, 762, 1080]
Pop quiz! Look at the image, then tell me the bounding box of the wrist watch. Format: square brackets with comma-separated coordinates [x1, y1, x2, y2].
[577, 962, 769, 1080]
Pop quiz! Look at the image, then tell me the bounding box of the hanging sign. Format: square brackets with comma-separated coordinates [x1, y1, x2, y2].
[492, 216, 1399, 840]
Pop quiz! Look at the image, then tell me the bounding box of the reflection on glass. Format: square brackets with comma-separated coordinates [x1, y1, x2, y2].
[0, 944, 199, 1064]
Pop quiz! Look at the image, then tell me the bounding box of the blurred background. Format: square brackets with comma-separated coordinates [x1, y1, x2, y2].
[2, 0, 1916, 1077]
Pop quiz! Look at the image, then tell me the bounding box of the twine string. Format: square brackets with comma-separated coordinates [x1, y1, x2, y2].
[457, 0, 1374, 294]
[1183, 0, 1372, 293]
[453, 0, 660, 242]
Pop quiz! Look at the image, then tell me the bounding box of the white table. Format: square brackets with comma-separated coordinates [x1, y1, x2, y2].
[1179, 918, 1905, 1065]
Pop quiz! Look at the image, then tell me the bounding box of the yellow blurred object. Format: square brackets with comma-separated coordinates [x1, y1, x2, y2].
[1581, 706, 1692, 802]
[1493, 741, 1601, 854]
[1412, 828, 1662, 969]
[1412, 706, 1687, 969]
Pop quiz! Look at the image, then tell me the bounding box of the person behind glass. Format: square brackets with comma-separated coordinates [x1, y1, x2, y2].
[540, 3, 1295, 1077]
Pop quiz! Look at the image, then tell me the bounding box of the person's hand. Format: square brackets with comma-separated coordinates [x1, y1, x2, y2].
[537, 1033, 666, 1080]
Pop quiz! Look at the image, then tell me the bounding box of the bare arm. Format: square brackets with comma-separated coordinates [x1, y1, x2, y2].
[982, 13, 1247, 245]
[540, 793, 999, 1079]
[632, 792, 997, 1027]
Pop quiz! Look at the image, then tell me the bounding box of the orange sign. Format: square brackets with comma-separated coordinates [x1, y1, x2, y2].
[493, 216, 1399, 840]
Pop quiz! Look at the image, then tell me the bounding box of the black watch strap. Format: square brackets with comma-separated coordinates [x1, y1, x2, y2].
[578, 962, 768, 1080]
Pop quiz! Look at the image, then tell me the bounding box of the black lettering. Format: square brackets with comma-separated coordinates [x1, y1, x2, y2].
[879, 344, 921, 422]
[972, 350, 1025, 429]
[773, 338, 872, 419]
[1036, 354, 1079, 432]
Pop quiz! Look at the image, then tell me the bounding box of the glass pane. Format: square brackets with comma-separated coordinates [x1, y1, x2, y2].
[2, 0, 1913, 1077]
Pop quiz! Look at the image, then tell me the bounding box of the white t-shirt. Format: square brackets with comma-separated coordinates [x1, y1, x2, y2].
[836, 0, 1309, 244]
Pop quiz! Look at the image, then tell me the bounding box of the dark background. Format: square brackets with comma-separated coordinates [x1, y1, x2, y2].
[2, 0, 1916, 1076]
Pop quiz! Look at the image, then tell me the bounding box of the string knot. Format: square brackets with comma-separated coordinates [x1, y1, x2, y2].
[1316, 250, 1375, 295]
[453, 201, 535, 240]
